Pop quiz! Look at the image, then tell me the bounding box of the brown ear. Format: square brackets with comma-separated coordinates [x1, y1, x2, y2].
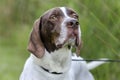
[27, 18, 45, 58]
[75, 27, 82, 56]
[76, 38, 82, 56]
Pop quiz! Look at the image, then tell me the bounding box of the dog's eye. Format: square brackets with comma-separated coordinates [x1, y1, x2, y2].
[72, 14, 78, 19]
[50, 15, 58, 21]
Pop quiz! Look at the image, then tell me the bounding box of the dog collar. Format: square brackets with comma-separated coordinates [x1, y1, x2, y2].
[41, 66, 63, 74]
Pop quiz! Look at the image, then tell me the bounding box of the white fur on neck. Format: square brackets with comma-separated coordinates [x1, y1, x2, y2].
[32, 47, 72, 73]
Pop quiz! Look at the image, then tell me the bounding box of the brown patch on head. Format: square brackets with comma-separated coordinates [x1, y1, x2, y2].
[66, 8, 79, 20]
[27, 7, 65, 58]
[40, 7, 65, 52]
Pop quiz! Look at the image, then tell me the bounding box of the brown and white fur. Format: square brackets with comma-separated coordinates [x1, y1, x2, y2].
[19, 7, 94, 80]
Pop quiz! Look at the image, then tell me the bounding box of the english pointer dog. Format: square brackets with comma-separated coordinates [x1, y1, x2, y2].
[20, 7, 96, 80]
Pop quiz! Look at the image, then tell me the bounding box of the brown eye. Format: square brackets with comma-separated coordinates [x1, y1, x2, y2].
[72, 14, 78, 19]
[50, 15, 57, 21]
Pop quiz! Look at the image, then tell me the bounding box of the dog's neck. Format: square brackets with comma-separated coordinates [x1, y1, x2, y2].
[32, 47, 72, 73]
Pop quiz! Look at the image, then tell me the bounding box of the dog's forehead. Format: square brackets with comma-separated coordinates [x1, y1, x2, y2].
[60, 7, 77, 16]
[42, 7, 76, 17]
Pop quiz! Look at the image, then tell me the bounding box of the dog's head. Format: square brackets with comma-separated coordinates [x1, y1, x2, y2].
[27, 7, 82, 58]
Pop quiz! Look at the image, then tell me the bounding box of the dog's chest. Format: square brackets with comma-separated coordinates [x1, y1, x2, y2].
[33, 48, 72, 73]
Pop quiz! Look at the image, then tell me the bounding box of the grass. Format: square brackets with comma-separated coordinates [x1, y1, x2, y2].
[0, 25, 30, 80]
[0, 0, 120, 80]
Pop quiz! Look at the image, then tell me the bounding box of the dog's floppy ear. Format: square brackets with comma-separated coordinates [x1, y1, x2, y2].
[76, 38, 82, 56]
[27, 18, 45, 58]
[75, 27, 82, 56]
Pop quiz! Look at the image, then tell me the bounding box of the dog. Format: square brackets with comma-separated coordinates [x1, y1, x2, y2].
[19, 7, 95, 80]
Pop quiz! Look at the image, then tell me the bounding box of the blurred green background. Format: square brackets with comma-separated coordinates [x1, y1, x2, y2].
[0, 0, 120, 80]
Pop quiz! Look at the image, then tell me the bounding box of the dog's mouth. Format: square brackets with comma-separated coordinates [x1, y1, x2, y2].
[56, 36, 77, 49]
[56, 26, 80, 49]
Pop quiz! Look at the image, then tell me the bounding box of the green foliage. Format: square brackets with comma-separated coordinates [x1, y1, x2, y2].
[0, 0, 120, 80]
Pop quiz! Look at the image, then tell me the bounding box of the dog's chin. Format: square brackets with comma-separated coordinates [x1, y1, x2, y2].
[56, 38, 76, 49]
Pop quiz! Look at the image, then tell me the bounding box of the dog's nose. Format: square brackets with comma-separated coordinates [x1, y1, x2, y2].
[67, 19, 79, 28]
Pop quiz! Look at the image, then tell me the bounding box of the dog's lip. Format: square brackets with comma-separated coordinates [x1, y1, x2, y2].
[56, 44, 63, 48]
[68, 38, 75, 43]
[56, 37, 76, 49]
